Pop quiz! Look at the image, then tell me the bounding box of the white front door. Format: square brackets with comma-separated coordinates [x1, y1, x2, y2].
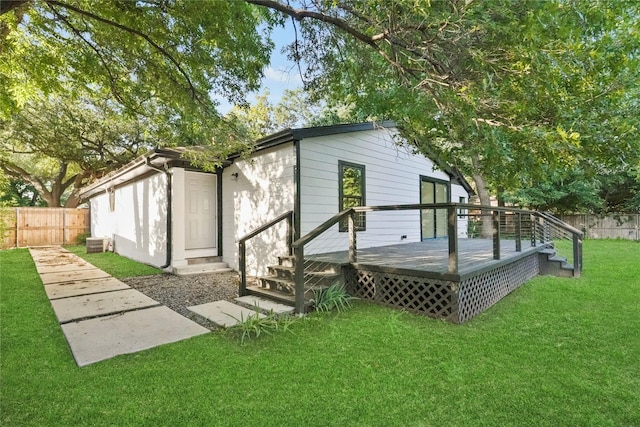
[185, 172, 217, 250]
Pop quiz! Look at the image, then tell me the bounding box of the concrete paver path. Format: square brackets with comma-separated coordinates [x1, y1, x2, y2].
[29, 246, 209, 367]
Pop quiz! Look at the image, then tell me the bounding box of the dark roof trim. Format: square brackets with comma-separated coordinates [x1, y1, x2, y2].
[78, 147, 194, 200]
[228, 120, 397, 159]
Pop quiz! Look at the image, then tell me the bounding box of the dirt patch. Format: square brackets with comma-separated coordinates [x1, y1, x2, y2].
[121, 272, 240, 330]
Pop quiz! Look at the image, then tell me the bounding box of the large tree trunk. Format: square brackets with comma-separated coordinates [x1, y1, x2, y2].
[471, 153, 493, 238]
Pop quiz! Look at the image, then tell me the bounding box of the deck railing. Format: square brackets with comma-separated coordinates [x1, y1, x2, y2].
[237, 210, 294, 297]
[289, 204, 583, 313]
[236, 205, 583, 314]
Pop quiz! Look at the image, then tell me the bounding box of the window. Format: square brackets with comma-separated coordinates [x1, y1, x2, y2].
[339, 161, 365, 231]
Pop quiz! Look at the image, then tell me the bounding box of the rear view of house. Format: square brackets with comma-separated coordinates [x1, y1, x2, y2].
[80, 121, 471, 275]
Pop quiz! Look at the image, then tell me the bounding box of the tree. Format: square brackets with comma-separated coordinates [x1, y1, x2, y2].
[0, 94, 157, 207]
[247, 0, 640, 214]
[229, 88, 342, 139]
[1, 0, 278, 179]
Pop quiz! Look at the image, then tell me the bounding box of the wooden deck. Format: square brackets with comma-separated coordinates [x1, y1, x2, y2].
[307, 238, 544, 279]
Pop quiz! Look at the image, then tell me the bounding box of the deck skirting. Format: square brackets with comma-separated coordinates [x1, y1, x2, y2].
[344, 252, 540, 323]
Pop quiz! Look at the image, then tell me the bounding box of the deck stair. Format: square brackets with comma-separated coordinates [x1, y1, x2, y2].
[247, 254, 342, 307]
[538, 247, 575, 278]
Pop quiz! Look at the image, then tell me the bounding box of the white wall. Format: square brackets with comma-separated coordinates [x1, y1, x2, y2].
[451, 183, 469, 238]
[221, 143, 296, 275]
[90, 172, 168, 267]
[299, 128, 469, 253]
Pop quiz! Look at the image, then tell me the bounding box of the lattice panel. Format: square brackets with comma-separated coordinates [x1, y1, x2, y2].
[344, 268, 455, 320]
[456, 255, 539, 323]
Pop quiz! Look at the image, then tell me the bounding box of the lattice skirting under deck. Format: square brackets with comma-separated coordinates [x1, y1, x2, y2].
[344, 267, 457, 321]
[455, 255, 539, 323]
[344, 254, 540, 323]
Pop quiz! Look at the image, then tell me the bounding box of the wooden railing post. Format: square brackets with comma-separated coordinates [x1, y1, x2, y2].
[531, 214, 537, 247]
[238, 241, 247, 296]
[294, 245, 305, 314]
[286, 212, 293, 256]
[447, 205, 458, 274]
[348, 210, 357, 263]
[573, 234, 582, 277]
[493, 210, 501, 260]
[515, 212, 522, 252]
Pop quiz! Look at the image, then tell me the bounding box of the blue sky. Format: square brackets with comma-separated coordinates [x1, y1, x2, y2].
[215, 21, 303, 113]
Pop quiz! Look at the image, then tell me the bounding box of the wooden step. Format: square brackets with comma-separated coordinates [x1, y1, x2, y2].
[266, 265, 341, 285]
[258, 276, 330, 297]
[245, 286, 314, 311]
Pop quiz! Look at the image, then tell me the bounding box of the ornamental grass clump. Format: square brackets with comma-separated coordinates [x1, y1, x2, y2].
[311, 283, 356, 313]
[229, 307, 294, 345]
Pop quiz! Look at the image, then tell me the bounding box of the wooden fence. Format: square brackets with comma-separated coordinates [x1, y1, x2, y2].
[0, 207, 90, 249]
[559, 214, 639, 240]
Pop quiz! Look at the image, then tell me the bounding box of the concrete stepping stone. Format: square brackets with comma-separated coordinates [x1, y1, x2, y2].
[61, 306, 209, 367]
[36, 260, 97, 274]
[234, 295, 294, 315]
[45, 277, 131, 300]
[40, 268, 111, 285]
[188, 300, 265, 328]
[50, 289, 160, 323]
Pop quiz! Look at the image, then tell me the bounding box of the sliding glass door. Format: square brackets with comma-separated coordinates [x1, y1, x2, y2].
[420, 177, 449, 239]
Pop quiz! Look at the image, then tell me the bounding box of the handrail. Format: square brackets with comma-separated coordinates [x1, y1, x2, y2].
[536, 211, 584, 237]
[291, 209, 353, 248]
[237, 210, 294, 243]
[238, 210, 294, 297]
[282, 203, 583, 313]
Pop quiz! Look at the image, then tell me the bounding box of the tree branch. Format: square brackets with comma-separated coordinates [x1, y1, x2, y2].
[45, 0, 200, 101]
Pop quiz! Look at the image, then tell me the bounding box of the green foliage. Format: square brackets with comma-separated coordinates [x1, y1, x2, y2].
[228, 88, 348, 139]
[257, 0, 640, 212]
[75, 232, 90, 245]
[227, 307, 294, 344]
[65, 245, 163, 278]
[0, 1, 278, 199]
[311, 283, 355, 313]
[2, 240, 640, 426]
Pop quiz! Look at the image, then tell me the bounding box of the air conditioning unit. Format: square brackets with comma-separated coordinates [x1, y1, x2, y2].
[86, 237, 109, 253]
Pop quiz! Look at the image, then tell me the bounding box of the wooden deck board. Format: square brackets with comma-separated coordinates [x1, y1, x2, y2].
[307, 238, 543, 276]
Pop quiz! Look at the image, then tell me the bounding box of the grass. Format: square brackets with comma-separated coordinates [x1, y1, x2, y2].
[65, 245, 163, 277]
[1, 240, 639, 426]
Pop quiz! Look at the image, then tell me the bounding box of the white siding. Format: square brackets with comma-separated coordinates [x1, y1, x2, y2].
[89, 173, 168, 267]
[299, 128, 468, 253]
[451, 183, 470, 238]
[221, 143, 295, 275]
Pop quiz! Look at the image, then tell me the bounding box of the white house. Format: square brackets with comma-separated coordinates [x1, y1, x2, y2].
[80, 121, 473, 275]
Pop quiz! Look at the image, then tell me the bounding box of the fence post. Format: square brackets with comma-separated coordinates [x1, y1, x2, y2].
[348, 210, 357, 263]
[493, 210, 501, 260]
[238, 241, 247, 296]
[447, 205, 458, 274]
[572, 234, 583, 278]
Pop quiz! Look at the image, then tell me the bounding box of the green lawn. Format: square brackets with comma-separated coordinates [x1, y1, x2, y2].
[65, 245, 163, 277]
[1, 240, 639, 426]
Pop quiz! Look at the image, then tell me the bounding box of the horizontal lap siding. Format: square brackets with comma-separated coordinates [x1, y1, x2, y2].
[90, 173, 167, 267]
[299, 129, 453, 253]
[222, 143, 295, 274]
